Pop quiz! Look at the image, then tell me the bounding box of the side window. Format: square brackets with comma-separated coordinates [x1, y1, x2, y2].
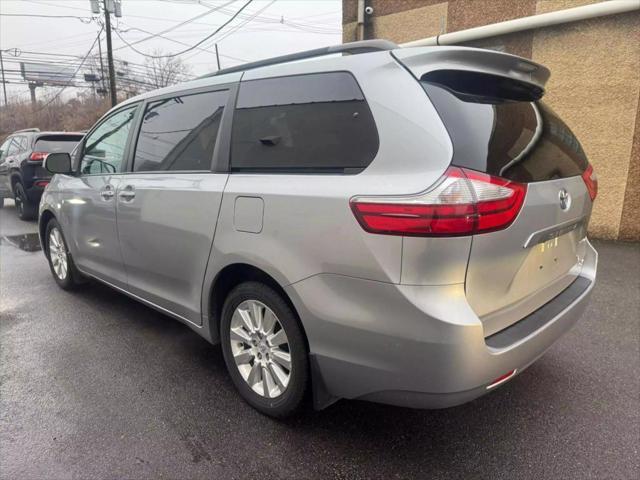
[80, 105, 137, 175]
[231, 72, 379, 173]
[6, 138, 19, 156]
[132, 89, 229, 172]
[19, 136, 29, 152]
[0, 138, 12, 161]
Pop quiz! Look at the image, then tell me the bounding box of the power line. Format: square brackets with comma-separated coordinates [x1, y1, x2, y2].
[178, 0, 275, 65]
[115, 22, 249, 62]
[114, 0, 255, 59]
[32, 27, 103, 112]
[115, 22, 217, 56]
[8, 31, 101, 50]
[20, 0, 341, 32]
[209, 0, 277, 45]
[112, 0, 236, 51]
[4, 49, 156, 72]
[2, 53, 154, 81]
[0, 13, 93, 22]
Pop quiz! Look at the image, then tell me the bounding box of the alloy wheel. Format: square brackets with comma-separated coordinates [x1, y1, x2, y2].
[229, 300, 292, 398]
[48, 228, 68, 280]
[15, 188, 24, 215]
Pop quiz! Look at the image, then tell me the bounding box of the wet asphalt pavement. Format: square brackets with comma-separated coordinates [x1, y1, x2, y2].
[1, 199, 638, 480]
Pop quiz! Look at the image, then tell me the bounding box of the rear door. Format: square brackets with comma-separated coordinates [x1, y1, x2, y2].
[115, 86, 234, 325]
[422, 71, 594, 336]
[394, 48, 596, 336]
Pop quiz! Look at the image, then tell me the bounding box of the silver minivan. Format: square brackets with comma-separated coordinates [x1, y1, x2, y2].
[40, 41, 598, 417]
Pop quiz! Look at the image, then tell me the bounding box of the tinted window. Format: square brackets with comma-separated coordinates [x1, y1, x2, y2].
[16, 136, 29, 152]
[7, 138, 22, 155]
[422, 78, 588, 183]
[0, 138, 11, 159]
[133, 90, 228, 172]
[231, 72, 378, 173]
[81, 106, 137, 174]
[35, 135, 83, 153]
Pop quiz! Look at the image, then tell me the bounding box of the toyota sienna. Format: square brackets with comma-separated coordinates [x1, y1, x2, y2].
[39, 40, 598, 417]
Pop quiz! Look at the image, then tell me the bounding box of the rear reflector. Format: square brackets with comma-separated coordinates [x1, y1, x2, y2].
[34, 180, 50, 188]
[350, 167, 527, 237]
[29, 152, 48, 162]
[486, 369, 517, 389]
[582, 164, 597, 201]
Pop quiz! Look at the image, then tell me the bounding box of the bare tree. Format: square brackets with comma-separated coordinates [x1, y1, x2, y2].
[144, 50, 191, 89]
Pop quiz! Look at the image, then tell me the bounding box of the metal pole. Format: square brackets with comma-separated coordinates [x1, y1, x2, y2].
[356, 0, 365, 41]
[29, 83, 36, 106]
[103, 0, 117, 106]
[215, 44, 221, 70]
[0, 50, 7, 107]
[97, 30, 107, 95]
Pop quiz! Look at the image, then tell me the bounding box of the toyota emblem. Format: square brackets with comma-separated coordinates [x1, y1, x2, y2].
[559, 189, 571, 211]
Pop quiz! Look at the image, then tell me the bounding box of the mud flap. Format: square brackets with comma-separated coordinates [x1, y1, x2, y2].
[309, 354, 340, 410]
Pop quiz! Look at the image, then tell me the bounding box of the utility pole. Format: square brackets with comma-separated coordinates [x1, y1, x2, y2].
[214, 44, 221, 70]
[103, 0, 117, 106]
[97, 30, 107, 96]
[0, 49, 7, 107]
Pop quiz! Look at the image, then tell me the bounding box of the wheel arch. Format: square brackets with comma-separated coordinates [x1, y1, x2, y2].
[39, 209, 56, 253]
[208, 263, 309, 352]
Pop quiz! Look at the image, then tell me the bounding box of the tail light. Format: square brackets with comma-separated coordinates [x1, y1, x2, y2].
[34, 180, 50, 188]
[350, 167, 527, 237]
[582, 164, 597, 201]
[29, 152, 48, 162]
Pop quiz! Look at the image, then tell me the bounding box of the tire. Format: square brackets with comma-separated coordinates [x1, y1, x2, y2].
[14, 182, 36, 221]
[0, 197, 4, 208]
[45, 218, 85, 290]
[220, 281, 309, 418]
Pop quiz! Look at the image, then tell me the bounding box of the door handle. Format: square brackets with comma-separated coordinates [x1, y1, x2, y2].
[118, 185, 136, 201]
[99, 186, 115, 200]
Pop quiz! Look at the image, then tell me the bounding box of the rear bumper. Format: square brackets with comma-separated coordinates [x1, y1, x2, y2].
[18, 163, 51, 203]
[25, 181, 49, 204]
[286, 239, 597, 410]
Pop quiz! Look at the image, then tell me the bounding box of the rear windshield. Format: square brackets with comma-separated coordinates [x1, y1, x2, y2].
[421, 75, 588, 183]
[34, 135, 83, 154]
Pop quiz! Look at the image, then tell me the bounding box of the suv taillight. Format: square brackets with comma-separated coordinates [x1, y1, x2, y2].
[582, 164, 597, 201]
[350, 167, 527, 237]
[29, 152, 48, 162]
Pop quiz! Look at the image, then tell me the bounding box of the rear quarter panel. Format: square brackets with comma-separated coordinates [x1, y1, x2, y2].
[204, 52, 455, 300]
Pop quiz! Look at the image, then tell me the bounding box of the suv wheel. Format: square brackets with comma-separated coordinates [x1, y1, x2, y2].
[45, 219, 85, 290]
[220, 282, 309, 418]
[14, 182, 36, 221]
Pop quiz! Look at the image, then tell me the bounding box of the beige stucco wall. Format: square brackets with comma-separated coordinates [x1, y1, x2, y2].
[342, 0, 640, 240]
[369, 2, 448, 43]
[531, 5, 640, 239]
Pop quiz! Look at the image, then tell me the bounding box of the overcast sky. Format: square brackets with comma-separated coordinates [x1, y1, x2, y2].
[0, 0, 342, 103]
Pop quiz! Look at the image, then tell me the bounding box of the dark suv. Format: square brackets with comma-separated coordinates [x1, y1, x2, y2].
[0, 129, 83, 220]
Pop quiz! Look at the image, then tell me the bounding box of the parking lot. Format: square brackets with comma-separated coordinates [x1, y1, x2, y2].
[0, 199, 638, 480]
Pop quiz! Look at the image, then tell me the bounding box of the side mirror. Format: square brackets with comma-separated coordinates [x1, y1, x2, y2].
[44, 152, 72, 174]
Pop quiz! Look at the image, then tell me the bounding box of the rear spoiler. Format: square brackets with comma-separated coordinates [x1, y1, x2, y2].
[392, 46, 550, 92]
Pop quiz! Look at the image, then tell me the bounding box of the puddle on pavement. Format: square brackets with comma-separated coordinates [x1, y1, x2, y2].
[1, 233, 42, 252]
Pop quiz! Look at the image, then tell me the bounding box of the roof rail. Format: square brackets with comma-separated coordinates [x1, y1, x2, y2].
[14, 128, 40, 133]
[200, 39, 398, 79]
